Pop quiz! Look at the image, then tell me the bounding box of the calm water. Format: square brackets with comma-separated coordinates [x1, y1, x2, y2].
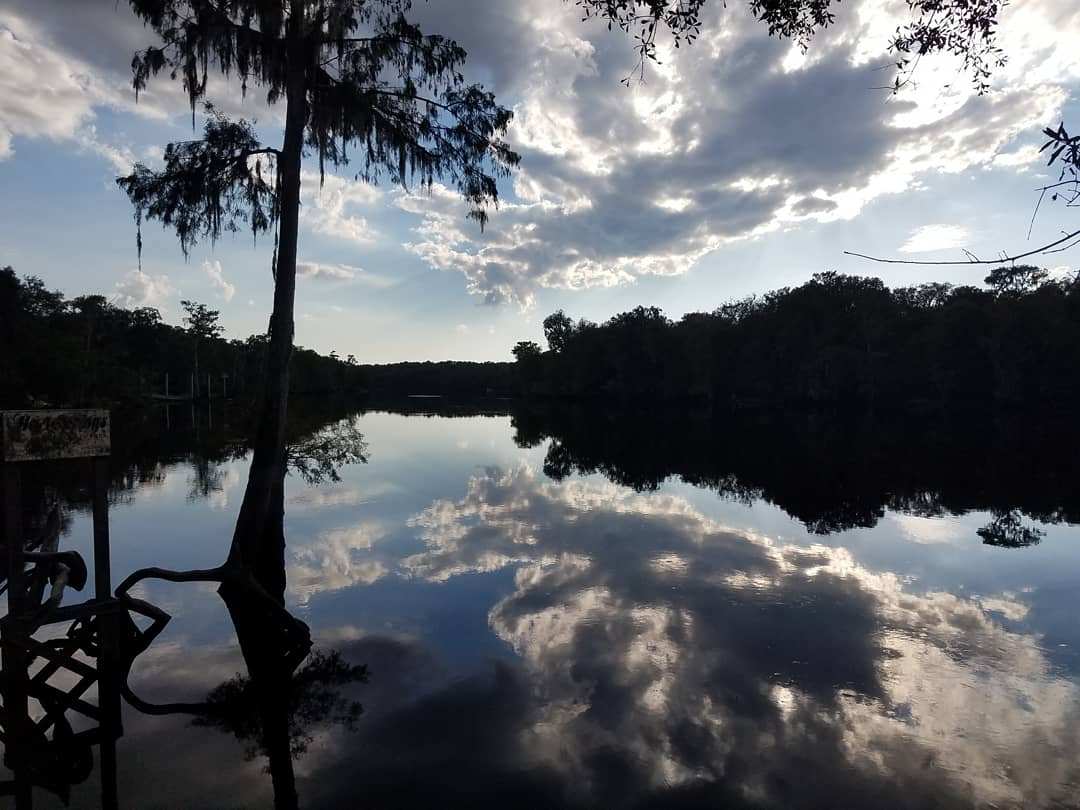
[5, 403, 1080, 808]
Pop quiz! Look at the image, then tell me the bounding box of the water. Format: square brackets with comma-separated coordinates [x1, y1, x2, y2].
[4, 402, 1080, 808]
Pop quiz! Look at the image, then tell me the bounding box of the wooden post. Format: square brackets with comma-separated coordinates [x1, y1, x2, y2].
[92, 457, 111, 599]
[94, 457, 121, 809]
[2, 463, 32, 808]
[4, 463, 24, 613]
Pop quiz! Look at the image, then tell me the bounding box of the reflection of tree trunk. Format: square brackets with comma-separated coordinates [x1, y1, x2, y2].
[221, 582, 301, 810]
[227, 36, 307, 603]
[118, 568, 309, 810]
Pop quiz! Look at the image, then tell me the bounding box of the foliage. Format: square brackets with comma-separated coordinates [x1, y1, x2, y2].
[118, 0, 520, 252]
[182, 300, 225, 340]
[512, 341, 543, 362]
[976, 509, 1045, 548]
[193, 648, 368, 762]
[542, 311, 575, 353]
[118, 109, 278, 261]
[0, 266, 366, 407]
[512, 269, 1080, 408]
[577, 0, 1004, 91]
[286, 417, 368, 484]
[983, 265, 1048, 296]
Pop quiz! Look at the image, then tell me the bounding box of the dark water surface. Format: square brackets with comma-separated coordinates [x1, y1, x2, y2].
[4, 402, 1080, 808]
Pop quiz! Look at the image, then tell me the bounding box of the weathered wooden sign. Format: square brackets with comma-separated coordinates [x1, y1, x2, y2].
[1, 410, 111, 462]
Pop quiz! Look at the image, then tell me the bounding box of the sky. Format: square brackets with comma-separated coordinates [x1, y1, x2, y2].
[0, 0, 1078, 362]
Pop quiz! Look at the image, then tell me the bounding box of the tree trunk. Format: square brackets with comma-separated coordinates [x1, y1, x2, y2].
[193, 338, 201, 400]
[228, 23, 308, 604]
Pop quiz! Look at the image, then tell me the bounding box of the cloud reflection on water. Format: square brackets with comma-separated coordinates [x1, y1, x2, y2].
[379, 464, 1080, 808]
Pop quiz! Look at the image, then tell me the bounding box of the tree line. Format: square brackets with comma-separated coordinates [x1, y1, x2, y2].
[0, 266, 366, 408]
[513, 267, 1080, 409]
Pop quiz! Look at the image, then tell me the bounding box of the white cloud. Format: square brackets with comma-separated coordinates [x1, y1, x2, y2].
[4, 0, 1080, 307]
[899, 224, 972, 254]
[297, 261, 356, 281]
[0, 23, 103, 159]
[111, 268, 175, 309]
[200, 260, 235, 302]
[296, 260, 393, 287]
[993, 144, 1043, 169]
[75, 124, 137, 173]
[0, 13, 159, 166]
[395, 0, 1079, 306]
[300, 171, 380, 243]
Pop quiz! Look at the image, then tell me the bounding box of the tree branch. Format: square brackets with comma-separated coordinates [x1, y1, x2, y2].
[843, 228, 1080, 266]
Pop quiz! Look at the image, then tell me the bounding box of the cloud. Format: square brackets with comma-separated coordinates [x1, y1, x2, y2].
[111, 268, 175, 309]
[4, 0, 1080, 310]
[899, 224, 972, 254]
[300, 171, 380, 243]
[0, 22, 109, 160]
[0, 10, 169, 167]
[296, 260, 394, 287]
[890, 513, 968, 545]
[200, 259, 236, 302]
[0, 1, 277, 174]
[75, 124, 138, 173]
[394, 0, 1080, 306]
[297, 261, 356, 281]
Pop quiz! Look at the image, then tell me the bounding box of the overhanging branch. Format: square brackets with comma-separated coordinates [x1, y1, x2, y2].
[844, 228, 1080, 266]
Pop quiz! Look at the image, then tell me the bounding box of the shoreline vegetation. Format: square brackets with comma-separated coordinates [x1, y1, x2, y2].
[513, 268, 1080, 411]
[4, 265, 1078, 413]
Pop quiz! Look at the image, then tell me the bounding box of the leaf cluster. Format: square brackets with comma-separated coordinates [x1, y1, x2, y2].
[120, 0, 520, 254]
[577, 0, 1004, 93]
[117, 107, 278, 260]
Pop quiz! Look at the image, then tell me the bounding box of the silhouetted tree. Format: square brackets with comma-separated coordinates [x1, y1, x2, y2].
[542, 310, 575, 353]
[512, 340, 544, 392]
[116, 0, 519, 600]
[0, 267, 366, 408]
[984, 265, 1049, 296]
[512, 341, 543, 362]
[520, 269, 1080, 407]
[182, 299, 224, 398]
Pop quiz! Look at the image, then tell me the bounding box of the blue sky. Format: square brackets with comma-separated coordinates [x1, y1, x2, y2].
[1, 0, 1078, 361]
